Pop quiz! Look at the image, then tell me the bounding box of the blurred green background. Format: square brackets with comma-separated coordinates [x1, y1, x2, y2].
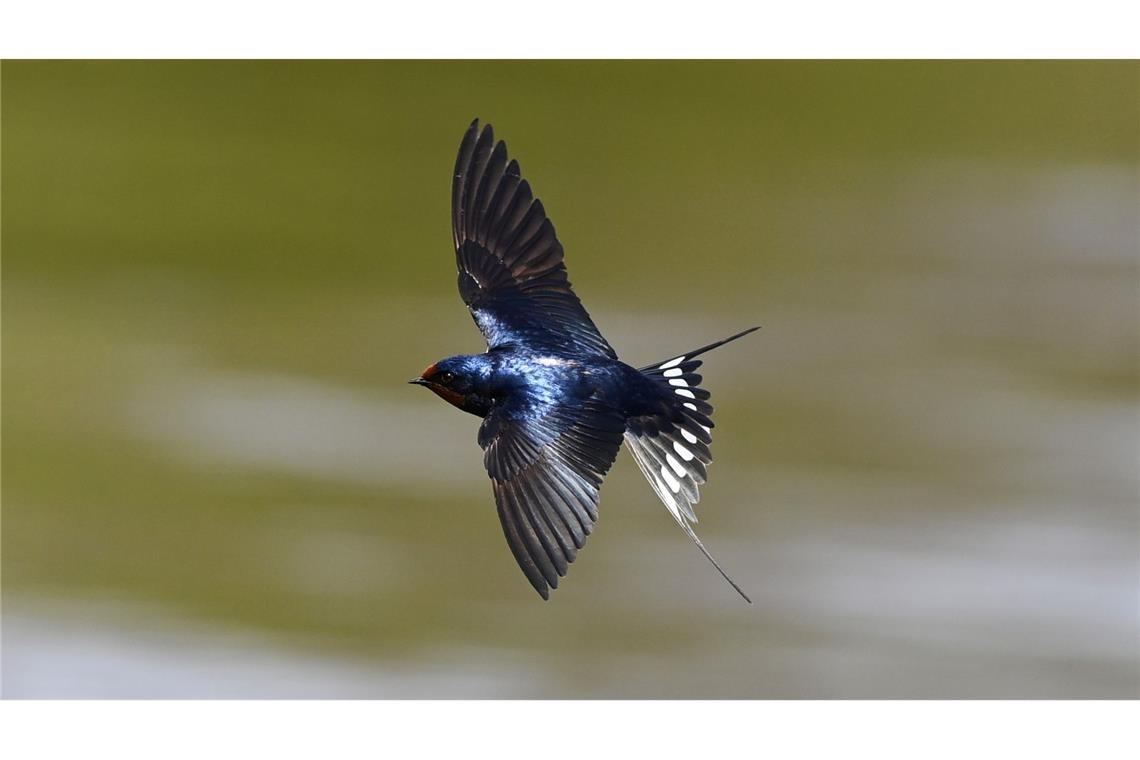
[2, 61, 1137, 697]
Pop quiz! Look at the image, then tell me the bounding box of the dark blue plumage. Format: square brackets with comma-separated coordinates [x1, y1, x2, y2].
[411, 120, 757, 602]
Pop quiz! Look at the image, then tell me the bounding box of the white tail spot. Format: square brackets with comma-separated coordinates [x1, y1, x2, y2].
[668, 378, 689, 388]
[680, 428, 699, 444]
[659, 356, 685, 370]
[660, 465, 682, 493]
[665, 453, 687, 478]
[673, 441, 695, 461]
[675, 388, 696, 399]
[663, 368, 683, 378]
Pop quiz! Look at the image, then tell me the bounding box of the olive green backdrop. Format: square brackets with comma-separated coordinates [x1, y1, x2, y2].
[3, 61, 1137, 697]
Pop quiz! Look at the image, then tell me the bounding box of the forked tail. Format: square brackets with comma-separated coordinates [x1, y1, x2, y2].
[624, 326, 759, 603]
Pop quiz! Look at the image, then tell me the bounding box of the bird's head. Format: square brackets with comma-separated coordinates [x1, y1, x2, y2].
[409, 355, 493, 417]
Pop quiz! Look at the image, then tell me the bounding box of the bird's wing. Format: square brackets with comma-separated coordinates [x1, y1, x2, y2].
[478, 391, 625, 599]
[451, 119, 616, 358]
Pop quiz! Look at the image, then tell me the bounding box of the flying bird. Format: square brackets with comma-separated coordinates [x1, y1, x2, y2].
[410, 119, 758, 602]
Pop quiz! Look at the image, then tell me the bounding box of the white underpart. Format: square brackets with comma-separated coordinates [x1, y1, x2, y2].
[668, 378, 689, 387]
[659, 356, 686, 370]
[680, 428, 699, 444]
[665, 453, 687, 478]
[673, 441, 695, 461]
[659, 465, 682, 493]
[675, 388, 696, 399]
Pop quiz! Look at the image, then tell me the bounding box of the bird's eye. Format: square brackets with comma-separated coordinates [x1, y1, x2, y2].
[437, 371, 456, 384]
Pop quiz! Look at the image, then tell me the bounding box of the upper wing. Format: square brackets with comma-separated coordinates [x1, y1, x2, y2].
[478, 392, 625, 599]
[451, 119, 616, 358]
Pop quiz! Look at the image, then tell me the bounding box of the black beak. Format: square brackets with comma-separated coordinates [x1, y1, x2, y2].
[408, 378, 427, 386]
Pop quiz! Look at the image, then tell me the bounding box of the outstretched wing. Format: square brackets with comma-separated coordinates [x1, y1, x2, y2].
[478, 392, 625, 599]
[452, 119, 616, 358]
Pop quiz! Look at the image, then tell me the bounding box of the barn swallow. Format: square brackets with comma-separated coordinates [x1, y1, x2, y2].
[411, 119, 757, 602]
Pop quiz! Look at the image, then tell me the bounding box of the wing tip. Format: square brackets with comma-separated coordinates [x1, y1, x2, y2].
[527, 573, 553, 601]
[466, 117, 496, 141]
